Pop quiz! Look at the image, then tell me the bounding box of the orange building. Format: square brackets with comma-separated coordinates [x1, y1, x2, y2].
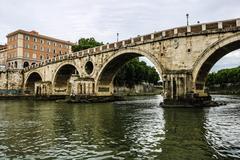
[6, 30, 74, 69]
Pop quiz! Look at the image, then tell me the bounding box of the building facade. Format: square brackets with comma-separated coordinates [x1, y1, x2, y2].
[6, 30, 73, 69]
[0, 45, 7, 70]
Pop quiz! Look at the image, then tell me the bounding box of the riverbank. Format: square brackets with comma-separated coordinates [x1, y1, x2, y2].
[0, 95, 127, 104]
[210, 90, 240, 95]
[208, 84, 240, 95]
[0, 95, 66, 101]
[57, 95, 125, 103]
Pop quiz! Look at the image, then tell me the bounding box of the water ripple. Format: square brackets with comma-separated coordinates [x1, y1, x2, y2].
[0, 95, 239, 159]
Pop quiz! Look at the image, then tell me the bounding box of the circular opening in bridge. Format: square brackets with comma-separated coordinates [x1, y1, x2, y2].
[85, 61, 94, 75]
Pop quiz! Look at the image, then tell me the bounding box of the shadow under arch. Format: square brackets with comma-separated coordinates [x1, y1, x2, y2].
[95, 48, 164, 95]
[25, 72, 43, 94]
[193, 33, 240, 90]
[53, 63, 79, 93]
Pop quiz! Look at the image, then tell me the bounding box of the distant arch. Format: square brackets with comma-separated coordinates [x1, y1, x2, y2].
[23, 61, 29, 68]
[25, 72, 42, 94]
[53, 63, 79, 90]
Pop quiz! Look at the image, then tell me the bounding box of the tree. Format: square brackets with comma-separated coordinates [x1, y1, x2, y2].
[206, 66, 240, 86]
[72, 38, 103, 52]
[114, 58, 160, 88]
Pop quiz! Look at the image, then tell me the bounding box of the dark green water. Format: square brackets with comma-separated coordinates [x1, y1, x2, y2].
[0, 95, 239, 159]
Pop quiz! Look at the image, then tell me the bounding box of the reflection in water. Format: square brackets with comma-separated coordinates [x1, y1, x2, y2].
[0, 95, 239, 159]
[158, 108, 217, 160]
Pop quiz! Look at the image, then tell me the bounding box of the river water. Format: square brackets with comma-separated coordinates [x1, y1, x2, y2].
[0, 95, 239, 159]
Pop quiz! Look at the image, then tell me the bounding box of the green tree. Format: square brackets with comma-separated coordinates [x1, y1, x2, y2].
[114, 58, 160, 88]
[72, 38, 103, 52]
[206, 66, 240, 86]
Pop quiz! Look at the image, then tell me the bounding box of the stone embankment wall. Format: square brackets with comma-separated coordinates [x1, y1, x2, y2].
[114, 83, 163, 96]
[0, 70, 23, 95]
[208, 83, 240, 95]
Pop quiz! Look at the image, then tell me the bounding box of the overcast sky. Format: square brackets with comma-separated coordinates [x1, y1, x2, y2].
[0, 0, 239, 71]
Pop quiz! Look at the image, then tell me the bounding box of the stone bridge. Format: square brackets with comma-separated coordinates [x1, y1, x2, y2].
[23, 18, 240, 102]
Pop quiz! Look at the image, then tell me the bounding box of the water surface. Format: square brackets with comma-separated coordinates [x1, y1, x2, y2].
[0, 95, 239, 159]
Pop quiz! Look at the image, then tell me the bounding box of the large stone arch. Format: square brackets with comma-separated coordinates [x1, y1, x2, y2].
[95, 48, 164, 95]
[52, 61, 81, 83]
[24, 72, 43, 94]
[52, 62, 80, 94]
[192, 33, 240, 91]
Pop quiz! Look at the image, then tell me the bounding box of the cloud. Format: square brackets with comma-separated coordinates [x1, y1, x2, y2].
[211, 50, 240, 72]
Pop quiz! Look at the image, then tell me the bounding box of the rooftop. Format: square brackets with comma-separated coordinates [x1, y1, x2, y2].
[7, 29, 74, 45]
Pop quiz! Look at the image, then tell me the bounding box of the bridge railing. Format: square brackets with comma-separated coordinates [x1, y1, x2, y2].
[23, 18, 240, 72]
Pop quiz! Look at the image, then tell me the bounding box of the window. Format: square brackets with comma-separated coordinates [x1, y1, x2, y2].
[25, 35, 30, 40]
[46, 54, 49, 59]
[25, 52, 30, 58]
[47, 41, 51, 45]
[33, 53, 37, 59]
[33, 37, 37, 42]
[40, 46, 44, 51]
[59, 44, 62, 48]
[40, 55, 43, 60]
[47, 48, 51, 52]
[54, 42, 57, 46]
[25, 44, 30, 49]
[53, 49, 56, 54]
[40, 39, 44, 44]
[33, 45, 38, 50]
[59, 51, 62, 55]
[14, 61, 17, 68]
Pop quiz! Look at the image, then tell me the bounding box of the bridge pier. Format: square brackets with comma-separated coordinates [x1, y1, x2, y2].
[162, 71, 212, 107]
[163, 71, 192, 100]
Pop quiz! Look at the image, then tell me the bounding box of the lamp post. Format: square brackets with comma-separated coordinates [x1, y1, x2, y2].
[186, 13, 189, 26]
[117, 33, 119, 42]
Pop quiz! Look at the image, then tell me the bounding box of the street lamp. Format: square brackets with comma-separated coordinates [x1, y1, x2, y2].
[186, 13, 189, 26]
[117, 33, 119, 42]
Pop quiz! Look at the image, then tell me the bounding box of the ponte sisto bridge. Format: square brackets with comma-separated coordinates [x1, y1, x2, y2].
[23, 18, 240, 103]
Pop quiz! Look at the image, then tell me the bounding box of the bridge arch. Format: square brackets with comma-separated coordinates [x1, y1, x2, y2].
[23, 61, 29, 68]
[95, 48, 164, 95]
[25, 72, 43, 94]
[193, 33, 240, 91]
[52, 62, 80, 94]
